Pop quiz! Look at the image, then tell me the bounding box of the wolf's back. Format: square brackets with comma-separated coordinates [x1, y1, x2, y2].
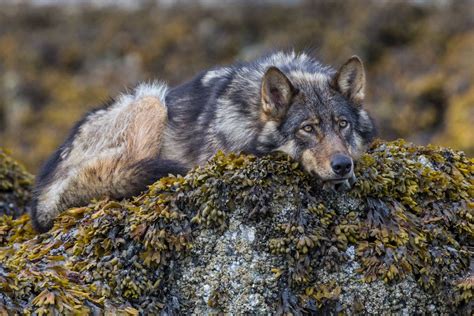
[31, 51, 376, 232]
[30, 82, 186, 232]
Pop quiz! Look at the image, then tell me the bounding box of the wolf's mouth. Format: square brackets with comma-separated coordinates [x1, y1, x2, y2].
[322, 174, 356, 192]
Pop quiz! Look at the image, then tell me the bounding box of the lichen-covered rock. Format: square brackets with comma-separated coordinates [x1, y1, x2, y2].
[0, 148, 33, 218]
[0, 140, 472, 315]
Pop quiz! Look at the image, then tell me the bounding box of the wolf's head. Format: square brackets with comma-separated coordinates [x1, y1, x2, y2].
[259, 56, 376, 190]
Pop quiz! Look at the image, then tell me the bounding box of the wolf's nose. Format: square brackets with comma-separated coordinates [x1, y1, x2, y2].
[331, 154, 353, 177]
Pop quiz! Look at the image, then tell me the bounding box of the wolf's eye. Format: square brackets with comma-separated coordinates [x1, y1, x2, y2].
[339, 120, 349, 128]
[302, 125, 314, 133]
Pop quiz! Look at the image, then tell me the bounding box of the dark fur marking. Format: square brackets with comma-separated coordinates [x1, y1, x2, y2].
[123, 158, 189, 198]
[134, 158, 189, 183]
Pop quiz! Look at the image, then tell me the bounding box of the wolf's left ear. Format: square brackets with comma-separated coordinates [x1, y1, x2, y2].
[261, 67, 296, 120]
[333, 56, 366, 104]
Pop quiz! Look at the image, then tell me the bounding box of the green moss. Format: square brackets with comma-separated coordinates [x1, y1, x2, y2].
[0, 141, 472, 314]
[454, 275, 473, 306]
[350, 140, 472, 286]
[0, 148, 33, 218]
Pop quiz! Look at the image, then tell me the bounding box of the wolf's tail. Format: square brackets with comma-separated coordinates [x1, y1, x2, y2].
[30, 82, 187, 233]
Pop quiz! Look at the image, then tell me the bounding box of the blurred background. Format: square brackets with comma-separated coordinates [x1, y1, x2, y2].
[0, 0, 473, 172]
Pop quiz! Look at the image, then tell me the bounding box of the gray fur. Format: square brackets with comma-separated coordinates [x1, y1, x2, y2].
[31, 51, 376, 232]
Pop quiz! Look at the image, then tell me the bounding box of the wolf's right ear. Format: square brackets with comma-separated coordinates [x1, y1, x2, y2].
[261, 67, 296, 120]
[333, 56, 366, 104]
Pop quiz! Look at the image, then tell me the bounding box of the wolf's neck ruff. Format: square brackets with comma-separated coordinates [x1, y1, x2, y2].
[31, 51, 376, 232]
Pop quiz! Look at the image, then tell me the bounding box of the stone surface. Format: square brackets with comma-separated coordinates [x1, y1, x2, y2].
[0, 141, 472, 314]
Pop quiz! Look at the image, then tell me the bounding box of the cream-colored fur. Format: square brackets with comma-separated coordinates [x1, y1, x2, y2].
[33, 83, 168, 231]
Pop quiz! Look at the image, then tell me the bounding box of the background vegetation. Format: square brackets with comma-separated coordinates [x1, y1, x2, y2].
[0, 0, 473, 171]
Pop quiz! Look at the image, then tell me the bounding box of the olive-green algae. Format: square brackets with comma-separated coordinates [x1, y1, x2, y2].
[0, 140, 472, 314]
[0, 148, 33, 218]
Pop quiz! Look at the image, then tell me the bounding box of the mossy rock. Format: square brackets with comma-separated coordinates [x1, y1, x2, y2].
[0, 148, 33, 218]
[0, 140, 472, 314]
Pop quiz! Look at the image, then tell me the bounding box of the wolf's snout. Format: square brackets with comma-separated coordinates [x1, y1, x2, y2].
[330, 154, 353, 177]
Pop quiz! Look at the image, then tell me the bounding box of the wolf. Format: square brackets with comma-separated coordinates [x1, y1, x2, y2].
[31, 51, 376, 232]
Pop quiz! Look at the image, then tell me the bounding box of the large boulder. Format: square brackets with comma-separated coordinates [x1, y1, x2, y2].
[0, 140, 472, 314]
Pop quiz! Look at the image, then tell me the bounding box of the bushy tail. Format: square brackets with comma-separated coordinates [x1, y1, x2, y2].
[30, 83, 186, 232]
